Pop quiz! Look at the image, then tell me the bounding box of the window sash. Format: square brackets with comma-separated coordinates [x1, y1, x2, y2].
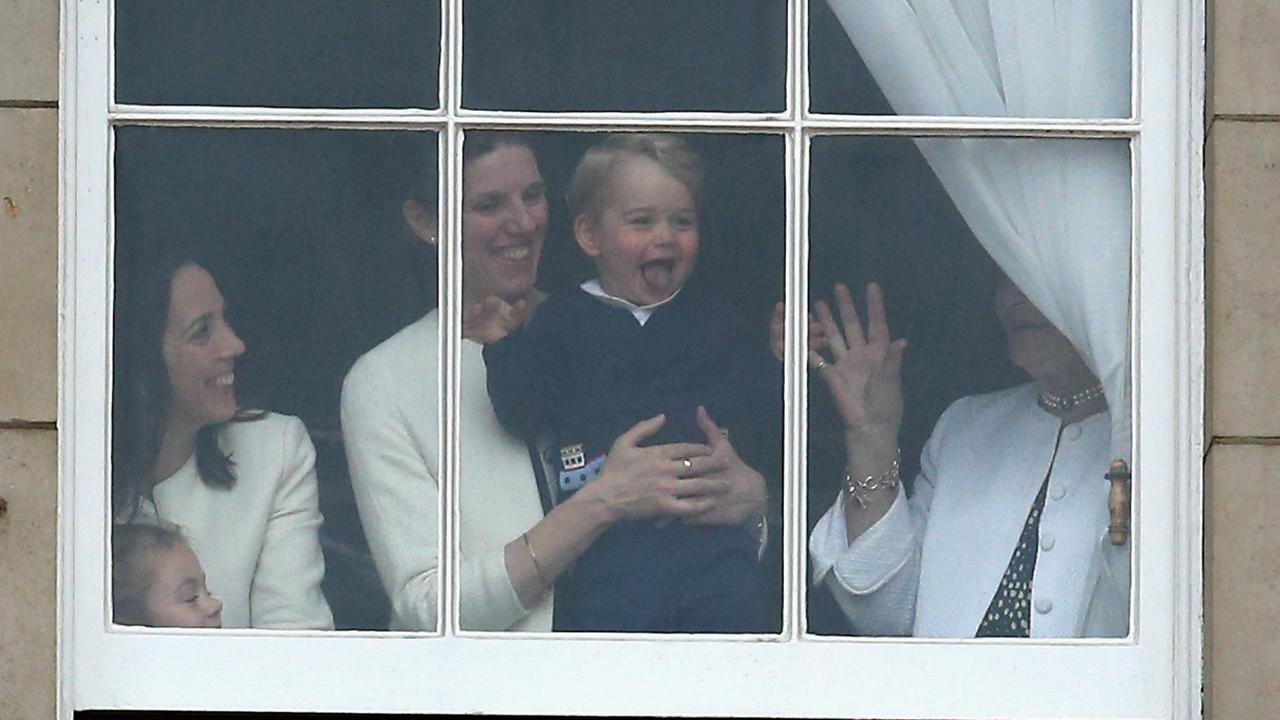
[60, 0, 1204, 717]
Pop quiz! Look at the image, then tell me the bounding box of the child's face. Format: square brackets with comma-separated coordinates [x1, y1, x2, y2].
[144, 543, 223, 628]
[576, 156, 699, 306]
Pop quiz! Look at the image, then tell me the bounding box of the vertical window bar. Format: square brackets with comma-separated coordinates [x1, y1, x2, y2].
[786, 0, 807, 639]
[1131, 0, 1142, 122]
[799, 0, 811, 119]
[442, 0, 464, 637]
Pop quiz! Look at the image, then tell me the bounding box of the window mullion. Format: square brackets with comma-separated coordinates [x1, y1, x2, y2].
[441, 0, 464, 638]
[785, 0, 806, 640]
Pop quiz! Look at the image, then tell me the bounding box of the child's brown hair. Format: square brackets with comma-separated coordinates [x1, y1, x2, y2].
[112, 521, 188, 625]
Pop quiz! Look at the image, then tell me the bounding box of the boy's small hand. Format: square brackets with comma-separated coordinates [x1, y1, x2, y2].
[681, 406, 768, 527]
[770, 301, 828, 363]
[463, 296, 527, 343]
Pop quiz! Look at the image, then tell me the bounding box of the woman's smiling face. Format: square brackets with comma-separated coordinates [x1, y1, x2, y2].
[461, 143, 549, 305]
[161, 263, 245, 435]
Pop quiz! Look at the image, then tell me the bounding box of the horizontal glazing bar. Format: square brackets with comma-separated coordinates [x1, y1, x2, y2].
[110, 105, 449, 128]
[804, 114, 1140, 136]
[110, 107, 1140, 137]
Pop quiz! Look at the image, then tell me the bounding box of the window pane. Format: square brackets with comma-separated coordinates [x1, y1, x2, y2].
[462, 1, 786, 113]
[808, 0, 1133, 118]
[115, 0, 441, 108]
[805, 136, 1133, 638]
[457, 131, 785, 633]
[113, 127, 439, 631]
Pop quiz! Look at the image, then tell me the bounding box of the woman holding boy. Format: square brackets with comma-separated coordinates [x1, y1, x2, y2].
[342, 132, 771, 632]
[482, 134, 781, 633]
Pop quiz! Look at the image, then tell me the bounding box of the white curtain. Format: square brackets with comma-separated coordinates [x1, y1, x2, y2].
[826, 0, 1133, 464]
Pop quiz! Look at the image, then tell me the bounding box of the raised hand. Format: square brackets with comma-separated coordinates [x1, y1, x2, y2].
[811, 283, 907, 468]
[770, 302, 828, 363]
[462, 296, 527, 344]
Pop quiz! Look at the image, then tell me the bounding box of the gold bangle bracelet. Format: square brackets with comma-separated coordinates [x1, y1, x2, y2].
[522, 532, 551, 587]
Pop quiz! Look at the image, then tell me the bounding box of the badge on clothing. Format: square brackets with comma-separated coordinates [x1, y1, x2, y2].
[558, 443, 605, 493]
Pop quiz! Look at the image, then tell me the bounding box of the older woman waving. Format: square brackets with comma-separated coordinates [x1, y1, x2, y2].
[808, 277, 1126, 638]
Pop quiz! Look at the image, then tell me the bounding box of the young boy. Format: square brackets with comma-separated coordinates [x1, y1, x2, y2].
[483, 134, 779, 633]
[112, 522, 224, 628]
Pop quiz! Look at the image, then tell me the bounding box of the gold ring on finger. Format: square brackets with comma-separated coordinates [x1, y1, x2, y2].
[815, 358, 828, 370]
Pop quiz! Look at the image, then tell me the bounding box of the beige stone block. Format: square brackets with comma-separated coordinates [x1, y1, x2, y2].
[1213, 0, 1280, 116]
[0, 429, 57, 720]
[0, 108, 57, 423]
[1207, 121, 1280, 437]
[0, 0, 58, 102]
[1205, 443, 1280, 719]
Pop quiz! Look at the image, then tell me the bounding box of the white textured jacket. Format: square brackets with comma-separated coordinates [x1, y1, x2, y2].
[809, 383, 1129, 638]
[150, 412, 334, 630]
[341, 310, 553, 631]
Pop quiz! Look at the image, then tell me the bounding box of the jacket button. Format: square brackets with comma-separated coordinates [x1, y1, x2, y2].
[1035, 598, 1054, 614]
[1065, 425, 1083, 441]
[1040, 532, 1056, 551]
[1050, 484, 1067, 501]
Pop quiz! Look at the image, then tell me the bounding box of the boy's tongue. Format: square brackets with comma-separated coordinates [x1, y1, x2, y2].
[641, 261, 674, 294]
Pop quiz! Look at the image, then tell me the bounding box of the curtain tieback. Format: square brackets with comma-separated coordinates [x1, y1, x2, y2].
[1106, 459, 1132, 545]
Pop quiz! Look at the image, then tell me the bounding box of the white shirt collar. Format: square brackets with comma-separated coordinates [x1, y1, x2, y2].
[580, 279, 683, 326]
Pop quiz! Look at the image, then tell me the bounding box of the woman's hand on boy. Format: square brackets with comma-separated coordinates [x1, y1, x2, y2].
[462, 296, 526, 344]
[580, 414, 725, 524]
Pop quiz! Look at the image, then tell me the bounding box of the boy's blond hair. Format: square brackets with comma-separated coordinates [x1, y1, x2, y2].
[566, 133, 703, 221]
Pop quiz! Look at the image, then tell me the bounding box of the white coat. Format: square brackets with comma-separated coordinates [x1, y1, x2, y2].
[809, 383, 1129, 638]
[149, 412, 334, 630]
[341, 310, 553, 631]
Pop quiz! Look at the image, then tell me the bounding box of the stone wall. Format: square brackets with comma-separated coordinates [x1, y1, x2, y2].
[0, 0, 60, 718]
[1206, 0, 1280, 716]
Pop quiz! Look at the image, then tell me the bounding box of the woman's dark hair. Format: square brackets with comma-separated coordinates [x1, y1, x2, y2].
[461, 131, 536, 170]
[111, 521, 189, 626]
[112, 247, 255, 518]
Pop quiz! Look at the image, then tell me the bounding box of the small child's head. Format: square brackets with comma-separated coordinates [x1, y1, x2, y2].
[112, 522, 223, 628]
[567, 133, 703, 306]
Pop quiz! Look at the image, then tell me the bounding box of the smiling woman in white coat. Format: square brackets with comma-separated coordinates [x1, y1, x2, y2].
[806, 277, 1127, 638]
[112, 252, 333, 630]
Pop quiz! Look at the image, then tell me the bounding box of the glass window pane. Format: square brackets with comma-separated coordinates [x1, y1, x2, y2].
[113, 127, 439, 631]
[115, 0, 441, 108]
[462, 1, 786, 113]
[457, 131, 785, 632]
[808, 0, 1133, 118]
[805, 136, 1132, 638]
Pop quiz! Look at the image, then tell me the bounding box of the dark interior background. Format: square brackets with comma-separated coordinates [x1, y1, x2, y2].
[115, 0, 442, 108]
[112, 4, 1022, 634]
[462, 0, 787, 112]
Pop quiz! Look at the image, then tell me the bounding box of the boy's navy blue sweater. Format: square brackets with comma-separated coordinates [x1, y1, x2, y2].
[483, 282, 781, 633]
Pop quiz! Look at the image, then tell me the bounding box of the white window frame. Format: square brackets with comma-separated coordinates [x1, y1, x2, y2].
[58, 0, 1206, 717]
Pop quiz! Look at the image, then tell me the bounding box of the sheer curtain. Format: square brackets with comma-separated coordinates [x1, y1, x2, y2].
[824, 0, 1133, 631]
[825, 0, 1133, 465]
